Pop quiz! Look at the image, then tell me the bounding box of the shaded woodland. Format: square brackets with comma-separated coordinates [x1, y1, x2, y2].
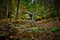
[0, 0, 60, 40]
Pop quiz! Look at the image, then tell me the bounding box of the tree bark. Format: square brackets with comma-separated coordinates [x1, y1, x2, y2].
[9, 0, 12, 21]
[16, 0, 20, 20]
[6, 4, 8, 21]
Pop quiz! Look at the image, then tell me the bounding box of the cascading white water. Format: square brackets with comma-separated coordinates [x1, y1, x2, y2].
[28, 12, 34, 20]
[32, 0, 38, 3]
[32, 0, 34, 3]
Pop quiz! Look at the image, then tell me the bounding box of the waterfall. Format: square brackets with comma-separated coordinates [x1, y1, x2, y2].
[32, 0, 38, 3]
[32, 13, 34, 21]
[28, 12, 34, 20]
[32, 0, 34, 4]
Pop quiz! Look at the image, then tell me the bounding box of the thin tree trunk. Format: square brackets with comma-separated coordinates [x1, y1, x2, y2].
[9, 0, 12, 21]
[44, 0, 46, 10]
[48, 0, 51, 18]
[55, 0, 59, 21]
[16, 0, 20, 20]
[6, 4, 8, 21]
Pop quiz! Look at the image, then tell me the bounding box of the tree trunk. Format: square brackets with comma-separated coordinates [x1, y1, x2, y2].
[49, 0, 51, 18]
[16, 0, 20, 20]
[55, 0, 59, 21]
[6, 3, 8, 21]
[9, 0, 12, 21]
[44, 0, 46, 10]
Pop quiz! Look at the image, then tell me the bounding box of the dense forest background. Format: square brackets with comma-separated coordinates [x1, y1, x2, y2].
[0, 0, 60, 21]
[0, 0, 60, 40]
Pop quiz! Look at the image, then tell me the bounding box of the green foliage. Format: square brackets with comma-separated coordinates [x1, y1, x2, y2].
[20, 0, 60, 20]
[0, 0, 7, 7]
[34, 15, 42, 20]
[28, 3, 36, 12]
[9, 28, 18, 34]
[32, 27, 44, 32]
[21, 14, 30, 19]
[0, 34, 6, 36]
[0, 0, 60, 20]
[49, 27, 59, 33]
[11, 14, 15, 18]
[22, 38, 29, 40]
[0, 13, 6, 19]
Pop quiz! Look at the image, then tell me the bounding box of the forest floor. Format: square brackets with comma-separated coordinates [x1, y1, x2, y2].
[0, 19, 60, 28]
[0, 19, 60, 40]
